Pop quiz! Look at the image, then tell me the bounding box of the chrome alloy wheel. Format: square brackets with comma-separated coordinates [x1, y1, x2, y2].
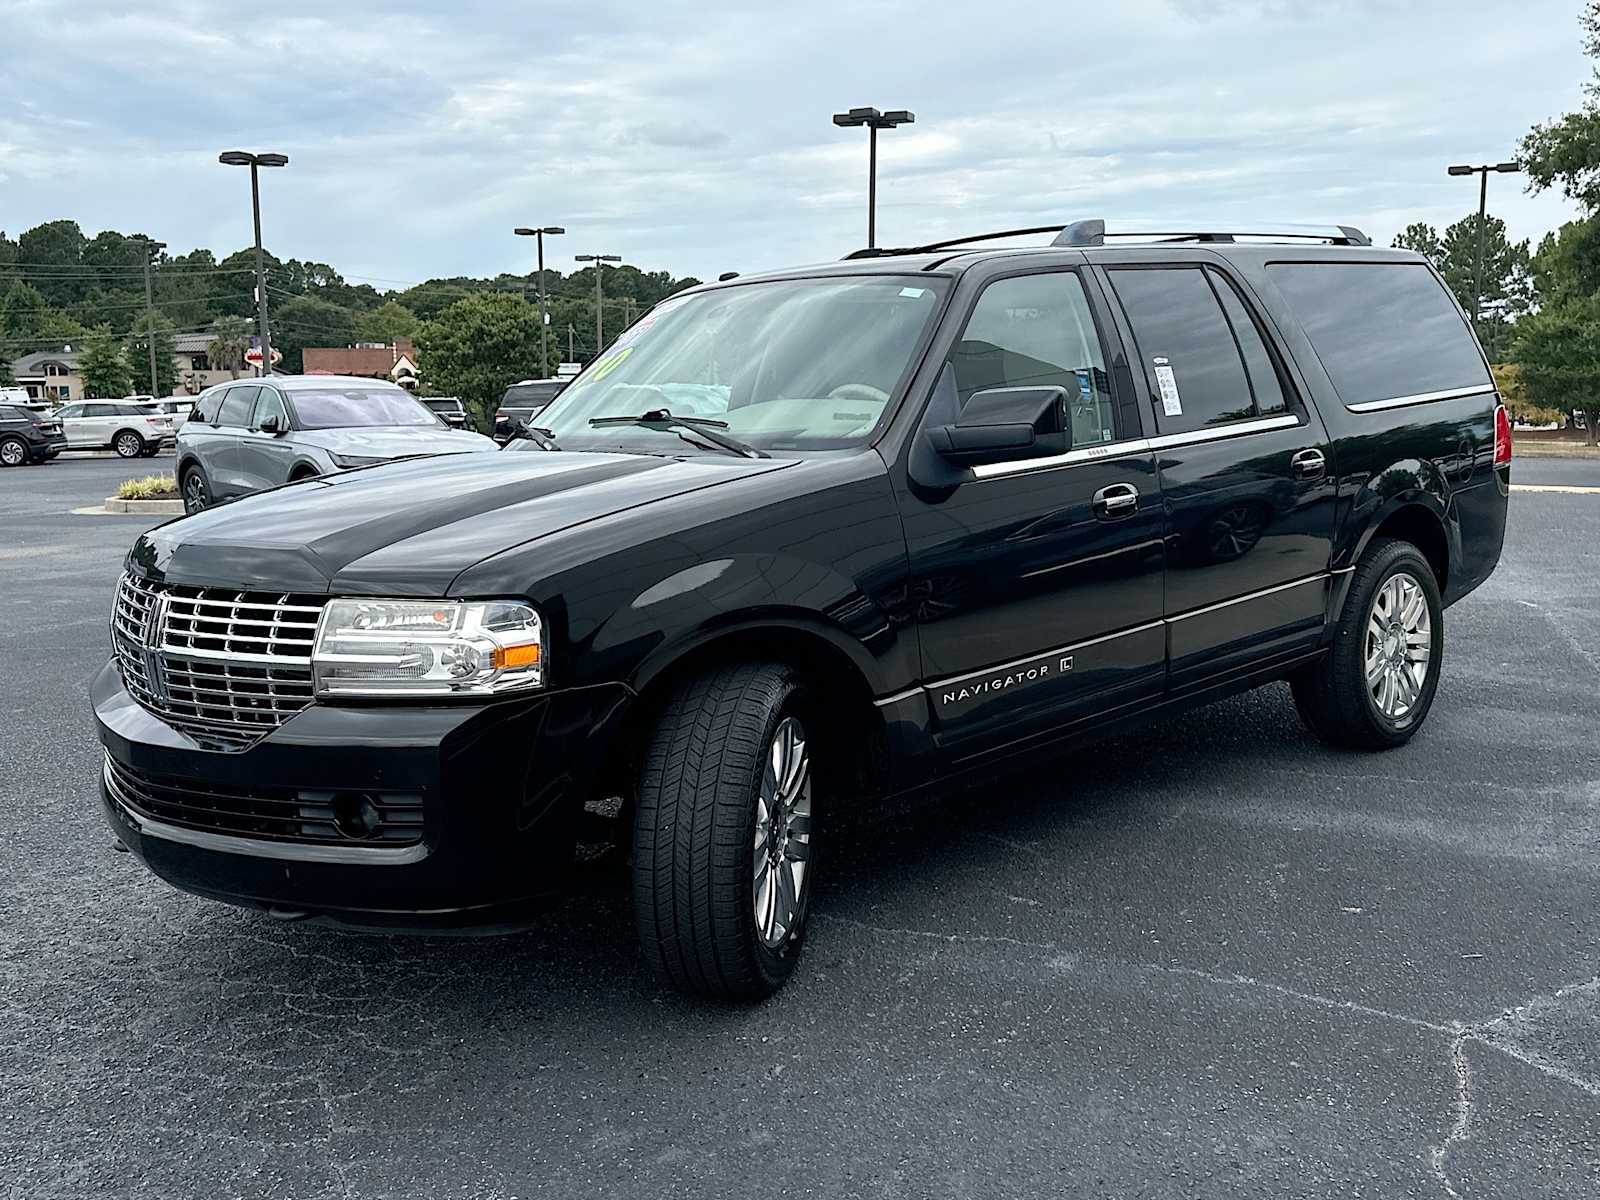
[0, 439, 24, 466]
[753, 716, 812, 949]
[1365, 570, 1432, 720]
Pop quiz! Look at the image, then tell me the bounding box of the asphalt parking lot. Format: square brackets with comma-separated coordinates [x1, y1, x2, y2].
[3, 453, 1597, 1199]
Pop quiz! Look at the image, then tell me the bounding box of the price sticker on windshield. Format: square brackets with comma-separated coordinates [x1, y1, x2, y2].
[1152, 356, 1182, 417]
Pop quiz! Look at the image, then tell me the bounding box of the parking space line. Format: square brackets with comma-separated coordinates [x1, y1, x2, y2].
[1511, 484, 1600, 494]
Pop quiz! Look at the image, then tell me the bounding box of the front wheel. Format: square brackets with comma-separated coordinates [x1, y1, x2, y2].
[1292, 538, 1444, 749]
[113, 430, 144, 459]
[632, 661, 816, 1001]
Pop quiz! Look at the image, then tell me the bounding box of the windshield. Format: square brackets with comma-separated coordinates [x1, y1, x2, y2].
[535, 276, 948, 452]
[288, 387, 442, 430]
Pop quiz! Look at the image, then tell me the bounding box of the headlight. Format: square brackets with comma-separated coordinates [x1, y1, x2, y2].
[312, 599, 545, 698]
[330, 452, 388, 469]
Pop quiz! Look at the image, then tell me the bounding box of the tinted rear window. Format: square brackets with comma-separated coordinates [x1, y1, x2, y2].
[501, 383, 563, 409]
[1266, 262, 1490, 408]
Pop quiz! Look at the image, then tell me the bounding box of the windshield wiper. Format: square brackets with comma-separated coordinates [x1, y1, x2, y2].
[588, 408, 767, 459]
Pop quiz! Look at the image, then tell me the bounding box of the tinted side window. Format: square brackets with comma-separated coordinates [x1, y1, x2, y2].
[1211, 271, 1288, 416]
[1266, 262, 1491, 407]
[1108, 267, 1255, 435]
[84, 403, 117, 417]
[0, 406, 22, 420]
[193, 392, 222, 423]
[217, 386, 259, 427]
[55, 404, 83, 419]
[251, 389, 288, 429]
[951, 271, 1121, 446]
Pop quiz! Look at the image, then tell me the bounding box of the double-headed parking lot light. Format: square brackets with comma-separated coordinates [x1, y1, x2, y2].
[219, 151, 289, 377]
[574, 253, 622, 356]
[1445, 160, 1523, 331]
[831, 106, 915, 249]
[515, 226, 565, 375]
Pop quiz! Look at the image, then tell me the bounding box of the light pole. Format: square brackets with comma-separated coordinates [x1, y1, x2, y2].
[574, 253, 621, 357]
[514, 225, 564, 375]
[831, 106, 914, 249]
[219, 150, 289, 376]
[1447, 160, 1522, 330]
[131, 236, 166, 395]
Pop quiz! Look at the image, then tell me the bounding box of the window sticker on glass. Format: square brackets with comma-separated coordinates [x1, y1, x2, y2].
[1153, 356, 1182, 417]
[899, 287, 926, 298]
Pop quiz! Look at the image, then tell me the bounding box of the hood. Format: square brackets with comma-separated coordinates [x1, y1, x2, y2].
[131, 450, 793, 595]
[294, 426, 496, 458]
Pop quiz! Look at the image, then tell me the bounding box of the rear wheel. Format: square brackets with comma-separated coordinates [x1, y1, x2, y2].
[632, 661, 817, 1001]
[0, 436, 26, 467]
[1292, 538, 1443, 749]
[113, 430, 144, 459]
[181, 465, 210, 514]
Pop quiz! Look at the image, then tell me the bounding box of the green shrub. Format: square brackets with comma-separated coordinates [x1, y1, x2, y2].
[115, 474, 177, 500]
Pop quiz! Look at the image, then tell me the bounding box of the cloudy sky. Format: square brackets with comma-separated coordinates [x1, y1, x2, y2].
[0, 0, 1590, 287]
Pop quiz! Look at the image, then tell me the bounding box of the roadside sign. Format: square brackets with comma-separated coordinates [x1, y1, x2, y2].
[556, 362, 582, 378]
[244, 347, 284, 366]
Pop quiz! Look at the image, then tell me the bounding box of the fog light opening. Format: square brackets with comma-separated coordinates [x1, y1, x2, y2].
[330, 792, 383, 840]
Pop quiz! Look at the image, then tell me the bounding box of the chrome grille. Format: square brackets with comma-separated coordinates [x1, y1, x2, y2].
[112, 572, 326, 750]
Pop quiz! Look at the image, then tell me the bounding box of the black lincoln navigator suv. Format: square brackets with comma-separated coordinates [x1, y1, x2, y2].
[93, 219, 1510, 1000]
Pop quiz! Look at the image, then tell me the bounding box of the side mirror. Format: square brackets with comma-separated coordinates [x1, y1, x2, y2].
[925, 386, 1070, 467]
[259, 413, 284, 435]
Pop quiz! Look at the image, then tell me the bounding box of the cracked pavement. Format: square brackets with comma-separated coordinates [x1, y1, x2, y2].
[3, 455, 1598, 1198]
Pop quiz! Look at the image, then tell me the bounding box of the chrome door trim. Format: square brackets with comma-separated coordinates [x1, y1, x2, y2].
[968, 414, 1303, 480]
[1346, 385, 1490, 413]
[1165, 572, 1328, 622]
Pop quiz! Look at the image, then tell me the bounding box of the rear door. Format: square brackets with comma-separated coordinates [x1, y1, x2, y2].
[898, 267, 1166, 758]
[1100, 260, 1337, 694]
[210, 385, 259, 496]
[235, 386, 295, 492]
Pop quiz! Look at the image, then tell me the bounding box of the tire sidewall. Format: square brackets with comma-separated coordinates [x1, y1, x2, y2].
[0, 437, 25, 467]
[1348, 545, 1444, 742]
[744, 683, 819, 989]
[114, 431, 144, 458]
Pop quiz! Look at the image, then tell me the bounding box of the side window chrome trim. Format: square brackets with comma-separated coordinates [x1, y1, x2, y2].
[1345, 385, 1493, 413]
[969, 413, 1302, 480]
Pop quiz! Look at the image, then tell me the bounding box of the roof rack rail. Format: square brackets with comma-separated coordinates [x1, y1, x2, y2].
[1052, 219, 1370, 247]
[843, 225, 1068, 259]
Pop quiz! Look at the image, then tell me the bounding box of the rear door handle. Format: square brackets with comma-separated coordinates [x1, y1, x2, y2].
[1290, 448, 1326, 479]
[1092, 482, 1139, 519]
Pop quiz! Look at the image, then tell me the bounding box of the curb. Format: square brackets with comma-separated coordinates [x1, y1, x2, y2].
[102, 497, 184, 514]
[1512, 441, 1600, 460]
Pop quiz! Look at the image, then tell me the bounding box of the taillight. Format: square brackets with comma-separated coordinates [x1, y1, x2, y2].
[494, 410, 507, 420]
[1493, 403, 1512, 466]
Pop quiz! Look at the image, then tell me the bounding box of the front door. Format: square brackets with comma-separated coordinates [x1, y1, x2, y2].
[210, 384, 259, 497]
[896, 268, 1166, 760]
[1100, 261, 1337, 694]
[235, 386, 294, 492]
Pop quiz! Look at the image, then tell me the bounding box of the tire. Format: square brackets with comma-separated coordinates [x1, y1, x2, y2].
[113, 430, 145, 459]
[1291, 538, 1444, 749]
[632, 661, 817, 1001]
[0, 436, 26, 468]
[180, 465, 211, 514]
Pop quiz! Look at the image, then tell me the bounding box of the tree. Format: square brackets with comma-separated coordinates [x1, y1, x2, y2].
[416, 292, 543, 425]
[17, 220, 89, 306]
[78, 325, 132, 398]
[354, 300, 420, 344]
[269, 295, 356, 373]
[124, 314, 178, 396]
[1392, 215, 1533, 360]
[206, 316, 251, 380]
[1514, 295, 1600, 443]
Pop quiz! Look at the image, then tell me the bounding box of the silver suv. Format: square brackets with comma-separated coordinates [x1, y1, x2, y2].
[176, 375, 496, 513]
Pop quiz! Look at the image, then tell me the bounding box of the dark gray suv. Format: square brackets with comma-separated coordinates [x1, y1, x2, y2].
[177, 375, 495, 513]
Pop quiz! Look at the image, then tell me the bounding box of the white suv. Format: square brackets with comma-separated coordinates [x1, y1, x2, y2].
[51, 401, 173, 458]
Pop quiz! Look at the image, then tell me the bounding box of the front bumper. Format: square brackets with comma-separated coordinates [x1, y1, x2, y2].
[92, 659, 633, 930]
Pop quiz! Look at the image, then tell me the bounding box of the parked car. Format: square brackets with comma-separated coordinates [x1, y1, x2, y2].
[93, 220, 1510, 1001]
[52, 400, 173, 457]
[175, 375, 495, 512]
[0, 402, 68, 466]
[492, 378, 568, 443]
[419, 395, 470, 429]
[134, 397, 197, 424]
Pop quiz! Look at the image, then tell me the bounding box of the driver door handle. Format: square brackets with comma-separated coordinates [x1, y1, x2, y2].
[1092, 482, 1139, 520]
[1290, 448, 1326, 479]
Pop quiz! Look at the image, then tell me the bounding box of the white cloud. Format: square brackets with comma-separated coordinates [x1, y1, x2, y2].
[0, 0, 1588, 285]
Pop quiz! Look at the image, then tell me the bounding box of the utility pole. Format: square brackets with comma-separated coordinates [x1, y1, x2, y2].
[575, 253, 621, 357]
[133, 236, 166, 395]
[219, 150, 289, 376]
[831, 106, 914, 249]
[514, 225, 564, 375]
[1446, 160, 1522, 331]
[568, 323, 575, 362]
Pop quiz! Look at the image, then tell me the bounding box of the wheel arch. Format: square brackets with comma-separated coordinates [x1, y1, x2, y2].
[1333, 493, 1452, 621]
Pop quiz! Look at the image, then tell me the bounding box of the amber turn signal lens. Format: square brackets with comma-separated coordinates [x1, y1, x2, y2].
[492, 643, 542, 669]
